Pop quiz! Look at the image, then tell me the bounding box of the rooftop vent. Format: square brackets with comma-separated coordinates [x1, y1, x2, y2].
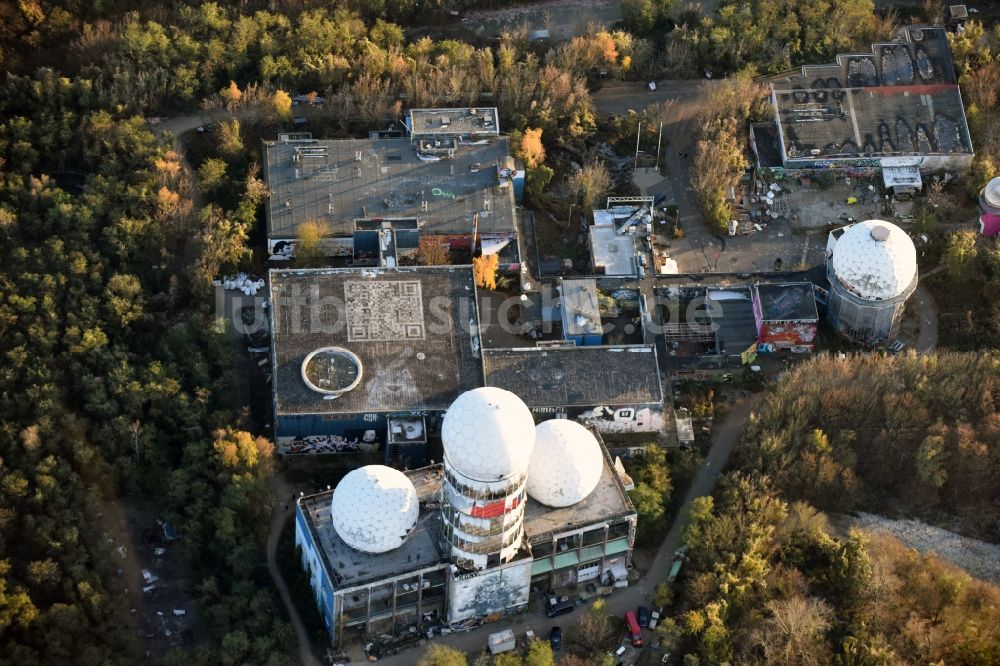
[870, 225, 890, 242]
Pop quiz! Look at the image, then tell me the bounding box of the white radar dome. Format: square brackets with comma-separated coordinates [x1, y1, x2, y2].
[441, 387, 536, 482]
[526, 420, 604, 507]
[330, 465, 418, 553]
[831, 220, 916, 301]
[982, 177, 1000, 210]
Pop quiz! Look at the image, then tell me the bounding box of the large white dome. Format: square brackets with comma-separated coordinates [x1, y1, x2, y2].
[526, 420, 604, 508]
[831, 220, 917, 301]
[330, 465, 419, 553]
[441, 387, 536, 482]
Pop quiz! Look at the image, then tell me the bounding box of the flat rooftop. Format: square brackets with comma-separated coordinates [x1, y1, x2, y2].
[270, 266, 484, 416]
[775, 86, 972, 160]
[589, 225, 638, 276]
[707, 289, 758, 355]
[301, 454, 634, 588]
[299, 466, 448, 589]
[769, 26, 957, 91]
[768, 26, 972, 160]
[264, 136, 516, 239]
[754, 283, 819, 322]
[407, 108, 500, 137]
[482, 346, 662, 407]
[560, 279, 602, 338]
[751, 122, 783, 168]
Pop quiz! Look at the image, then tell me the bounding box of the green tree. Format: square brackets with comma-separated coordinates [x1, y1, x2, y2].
[218, 118, 243, 158]
[943, 229, 979, 281]
[198, 158, 228, 192]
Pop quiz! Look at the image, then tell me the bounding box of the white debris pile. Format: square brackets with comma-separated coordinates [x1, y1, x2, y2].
[223, 273, 265, 295]
[850, 512, 1000, 585]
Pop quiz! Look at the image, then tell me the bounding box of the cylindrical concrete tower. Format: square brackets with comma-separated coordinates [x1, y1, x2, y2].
[980, 176, 1000, 237]
[826, 220, 917, 345]
[439, 387, 535, 571]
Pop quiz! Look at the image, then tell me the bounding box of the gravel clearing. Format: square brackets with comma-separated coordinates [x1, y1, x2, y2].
[849, 512, 1000, 585]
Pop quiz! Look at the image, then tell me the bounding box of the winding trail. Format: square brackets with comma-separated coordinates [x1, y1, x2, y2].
[266, 473, 323, 666]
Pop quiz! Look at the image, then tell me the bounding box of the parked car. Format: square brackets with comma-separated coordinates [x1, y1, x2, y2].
[546, 599, 574, 618]
[625, 610, 644, 647]
[649, 608, 660, 629]
[637, 606, 650, 628]
[549, 626, 562, 651]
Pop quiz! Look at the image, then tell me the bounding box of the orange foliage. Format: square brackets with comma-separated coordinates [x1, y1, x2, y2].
[473, 253, 499, 291]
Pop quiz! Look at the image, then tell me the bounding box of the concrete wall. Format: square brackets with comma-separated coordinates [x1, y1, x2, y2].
[295, 504, 337, 638]
[528, 403, 664, 434]
[447, 558, 532, 624]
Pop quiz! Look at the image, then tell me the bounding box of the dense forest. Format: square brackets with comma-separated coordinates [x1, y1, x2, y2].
[0, 64, 289, 666]
[659, 353, 1000, 663]
[737, 352, 1000, 536]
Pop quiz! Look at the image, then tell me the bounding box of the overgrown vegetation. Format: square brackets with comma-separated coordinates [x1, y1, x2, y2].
[667, 352, 1000, 664]
[0, 66, 289, 666]
[690, 76, 769, 234]
[736, 352, 1000, 536]
[675, 473, 1000, 664]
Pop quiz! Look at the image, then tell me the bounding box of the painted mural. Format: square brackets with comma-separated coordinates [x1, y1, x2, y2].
[759, 321, 817, 349]
[447, 559, 532, 624]
[268, 237, 354, 260]
[278, 430, 381, 455]
[572, 404, 664, 434]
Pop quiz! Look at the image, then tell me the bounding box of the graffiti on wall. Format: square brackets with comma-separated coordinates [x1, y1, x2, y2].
[448, 559, 531, 624]
[573, 405, 664, 434]
[278, 431, 380, 455]
[268, 237, 354, 260]
[760, 321, 818, 347]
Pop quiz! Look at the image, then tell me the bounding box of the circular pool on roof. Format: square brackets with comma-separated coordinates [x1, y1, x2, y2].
[301, 347, 363, 395]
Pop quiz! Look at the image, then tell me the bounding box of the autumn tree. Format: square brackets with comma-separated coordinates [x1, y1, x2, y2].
[568, 160, 611, 210]
[295, 219, 331, 267]
[272, 89, 293, 120]
[525, 639, 555, 666]
[473, 253, 499, 291]
[514, 127, 546, 169]
[752, 596, 833, 666]
[566, 598, 618, 654]
[221, 81, 242, 111]
[418, 236, 450, 265]
[417, 644, 467, 666]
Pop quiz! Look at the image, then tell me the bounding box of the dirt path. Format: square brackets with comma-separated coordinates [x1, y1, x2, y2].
[848, 512, 1000, 585]
[266, 473, 323, 666]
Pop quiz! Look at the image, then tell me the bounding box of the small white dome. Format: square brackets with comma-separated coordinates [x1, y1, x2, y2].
[830, 220, 917, 301]
[442, 387, 535, 482]
[526, 420, 604, 508]
[330, 465, 418, 553]
[982, 177, 1000, 211]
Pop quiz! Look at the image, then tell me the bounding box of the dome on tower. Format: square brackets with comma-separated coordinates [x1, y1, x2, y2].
[526, 420, 604, 508]
[830, 220, 917, 301]
[330, 465, 418, 553]
[441, 387, 535, 482]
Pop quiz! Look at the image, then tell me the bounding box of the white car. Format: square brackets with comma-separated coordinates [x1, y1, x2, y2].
[648, 81, 657, 91]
